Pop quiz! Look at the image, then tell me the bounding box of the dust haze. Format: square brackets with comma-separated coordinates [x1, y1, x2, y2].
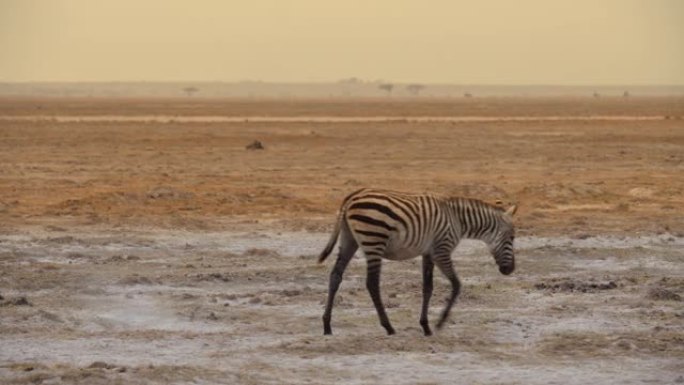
[1, 0, 683, 84]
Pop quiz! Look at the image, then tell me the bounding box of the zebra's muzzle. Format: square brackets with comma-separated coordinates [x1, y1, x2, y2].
[499, 263, 515, 275]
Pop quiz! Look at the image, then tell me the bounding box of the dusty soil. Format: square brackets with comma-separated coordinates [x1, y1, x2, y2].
[1, 97, 683, 384]
[2, 96, 684, 117]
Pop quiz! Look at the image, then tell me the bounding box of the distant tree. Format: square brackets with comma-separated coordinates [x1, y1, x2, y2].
[378, 83, 394, 96]
[623, 90, 630, 98]
[464, 92, 473, 98]
[593, 92, 600, 98]
[183, 87, 199, 97]
[339, 77, 362, 84]
[406, 84, 425, 96]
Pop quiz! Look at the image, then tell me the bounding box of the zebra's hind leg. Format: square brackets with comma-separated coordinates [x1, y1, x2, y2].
[366, 257, 395, 335]
[322, 222, 358, 335]
[433, 253, 461, 330]
[420, 254, 435, 336]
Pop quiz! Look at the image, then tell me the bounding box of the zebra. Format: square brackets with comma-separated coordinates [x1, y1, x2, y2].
[318, 188, 517, 336]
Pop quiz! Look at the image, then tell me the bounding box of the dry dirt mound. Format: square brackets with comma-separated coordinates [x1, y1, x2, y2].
[534, 278, 619, 293]
[0, 296, 32, 307]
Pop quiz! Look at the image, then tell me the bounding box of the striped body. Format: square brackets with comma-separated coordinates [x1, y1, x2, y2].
[319, 188, 517, 336]
[346, 191, 454, 261]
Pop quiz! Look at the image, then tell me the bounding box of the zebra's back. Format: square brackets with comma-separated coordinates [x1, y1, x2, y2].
[343, 189, 452, 260]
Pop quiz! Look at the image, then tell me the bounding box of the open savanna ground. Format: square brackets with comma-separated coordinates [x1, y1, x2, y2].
[1, 97, 683, 384]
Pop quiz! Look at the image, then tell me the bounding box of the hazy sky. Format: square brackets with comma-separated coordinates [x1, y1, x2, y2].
[1, 0, 682, 84]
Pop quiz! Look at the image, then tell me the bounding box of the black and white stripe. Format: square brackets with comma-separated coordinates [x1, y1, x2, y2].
[318, 188, 517, 336]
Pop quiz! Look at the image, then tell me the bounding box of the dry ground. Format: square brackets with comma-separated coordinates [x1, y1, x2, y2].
[1, 96, 683, 117]
[0, 97, 683, 384]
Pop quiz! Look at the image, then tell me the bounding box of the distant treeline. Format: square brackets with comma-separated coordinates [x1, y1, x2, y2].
[1, 82, 683, 98]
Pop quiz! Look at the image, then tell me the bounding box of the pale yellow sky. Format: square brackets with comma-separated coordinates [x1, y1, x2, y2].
[1, 0, 682, 84]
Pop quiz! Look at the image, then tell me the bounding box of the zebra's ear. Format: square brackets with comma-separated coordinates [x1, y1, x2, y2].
[505, 205, 518, 216]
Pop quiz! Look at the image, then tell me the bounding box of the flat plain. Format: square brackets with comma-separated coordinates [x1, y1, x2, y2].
[1, 97, 683, 384]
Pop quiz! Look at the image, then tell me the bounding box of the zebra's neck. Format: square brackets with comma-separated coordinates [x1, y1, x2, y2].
[448, 198, 502, 242]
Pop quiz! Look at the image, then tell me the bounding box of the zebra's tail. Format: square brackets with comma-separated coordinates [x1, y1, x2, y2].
[318, 188, 365, 264]
[317, 210, 342, 263]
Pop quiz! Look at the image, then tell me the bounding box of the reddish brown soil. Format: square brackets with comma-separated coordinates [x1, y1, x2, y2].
[1, 97, 683, 235]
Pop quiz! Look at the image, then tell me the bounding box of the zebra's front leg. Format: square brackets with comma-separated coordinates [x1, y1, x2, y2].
[433, 253, 461, 330]
[420, 254, 434, 336]
[366, 257, 395, 335]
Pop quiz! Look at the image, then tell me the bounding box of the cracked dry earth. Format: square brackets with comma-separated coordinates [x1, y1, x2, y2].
[0, 229, 682, 384]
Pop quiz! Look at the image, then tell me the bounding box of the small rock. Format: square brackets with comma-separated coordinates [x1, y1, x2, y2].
[615, 339, 634, 350]
[244, 248, 277, 257]
[559, 281, 576, 292]
[249, 296, 262, 304]
[107, 255, 125, 263]
[281, 289, 302, 297]
[246, 140, 264, 150]
[5, 297, 31, 306]
[88, 361, 115, 369]
[598, 281, 617, 290]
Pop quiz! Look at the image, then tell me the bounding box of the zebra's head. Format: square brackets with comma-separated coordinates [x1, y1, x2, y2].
[489, 204, 517, 275]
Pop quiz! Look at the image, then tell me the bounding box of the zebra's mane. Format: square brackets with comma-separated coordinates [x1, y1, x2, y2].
[446, 196, 506, 214]
[444, 196, 511, 239]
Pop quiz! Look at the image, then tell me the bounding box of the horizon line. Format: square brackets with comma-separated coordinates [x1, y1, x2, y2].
[1, 80, 684, 88]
